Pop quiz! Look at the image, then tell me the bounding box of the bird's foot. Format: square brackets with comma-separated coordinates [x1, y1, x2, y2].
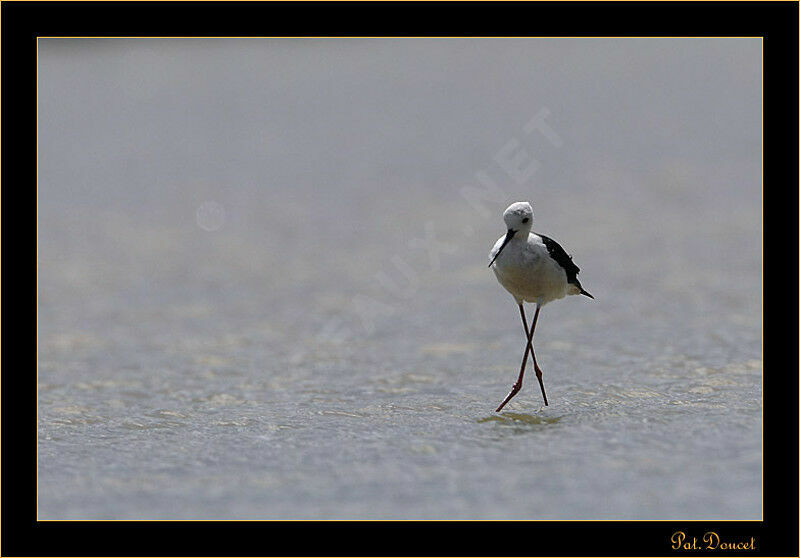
[533, 370, 549, 406]
[495, 382, 522, 412]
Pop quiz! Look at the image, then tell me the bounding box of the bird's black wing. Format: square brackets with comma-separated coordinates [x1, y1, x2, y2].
[538, 234, 578, 280]
[538, 233, 593, 298]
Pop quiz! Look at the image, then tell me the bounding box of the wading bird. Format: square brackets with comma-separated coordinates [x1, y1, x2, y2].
[488, 201, 593, 412]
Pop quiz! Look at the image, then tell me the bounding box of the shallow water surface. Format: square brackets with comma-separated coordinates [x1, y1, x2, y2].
[38, 38, 761, 519]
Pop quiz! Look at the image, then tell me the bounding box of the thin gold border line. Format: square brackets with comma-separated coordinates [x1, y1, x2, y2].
[37, 35, 765, 38]
[35, 35, 765, 524]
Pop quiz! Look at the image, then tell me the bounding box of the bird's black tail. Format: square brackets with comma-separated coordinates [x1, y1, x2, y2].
[580, 288, 594, 299]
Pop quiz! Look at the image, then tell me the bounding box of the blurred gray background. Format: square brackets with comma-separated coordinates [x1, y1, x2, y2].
[38, 38, 761, 519]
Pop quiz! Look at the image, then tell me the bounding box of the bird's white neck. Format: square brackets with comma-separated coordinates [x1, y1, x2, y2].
[512, 227, 532, 240]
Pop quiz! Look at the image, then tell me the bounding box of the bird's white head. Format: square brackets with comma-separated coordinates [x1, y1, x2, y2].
[487, 202, 534, 268]
[503, 201, 534, 233]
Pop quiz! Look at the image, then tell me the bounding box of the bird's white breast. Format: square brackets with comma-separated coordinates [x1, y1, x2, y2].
[489, 233, 569, 305]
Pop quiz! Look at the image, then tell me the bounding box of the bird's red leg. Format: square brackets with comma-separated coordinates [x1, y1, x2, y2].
[495, 306, 529, 412]
[529, 311, 548, 406]
[496, 303, 547, 412]
[527, 304, 548, 406]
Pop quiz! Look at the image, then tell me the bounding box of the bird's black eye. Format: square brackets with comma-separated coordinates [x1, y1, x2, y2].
[522, 217, 529, 223]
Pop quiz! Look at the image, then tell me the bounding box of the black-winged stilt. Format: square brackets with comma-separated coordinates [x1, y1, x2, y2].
[488, 201, 593, 411]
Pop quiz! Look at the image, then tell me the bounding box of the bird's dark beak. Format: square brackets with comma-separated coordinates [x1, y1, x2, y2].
[488, 229, 516, 267]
